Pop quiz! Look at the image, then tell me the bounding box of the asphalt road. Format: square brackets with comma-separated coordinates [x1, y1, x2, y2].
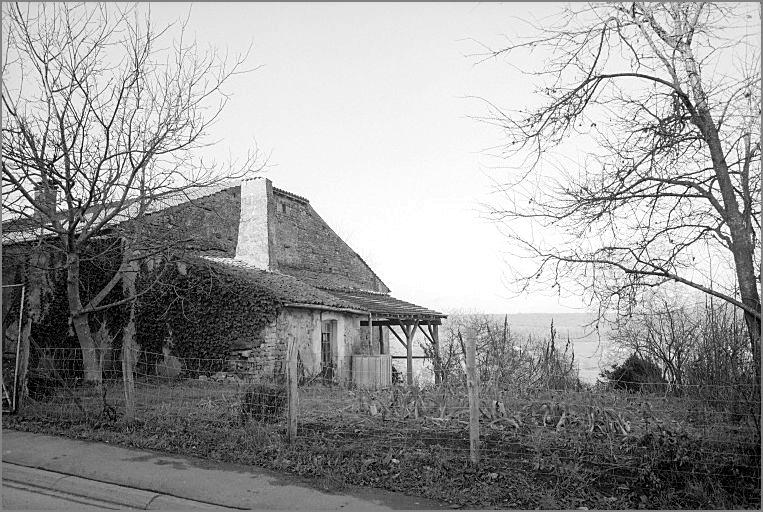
[4, 429, 445, 510]
[3, 480, 125, 510]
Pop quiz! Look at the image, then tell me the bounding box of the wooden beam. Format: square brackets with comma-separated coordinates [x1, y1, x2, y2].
[387, 325, 407, 350]
[361, 319, 442, 327]
[417, 324, 434, 344]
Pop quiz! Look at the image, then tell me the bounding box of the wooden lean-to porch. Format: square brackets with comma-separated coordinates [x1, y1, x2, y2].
[327, 290, 447, 386]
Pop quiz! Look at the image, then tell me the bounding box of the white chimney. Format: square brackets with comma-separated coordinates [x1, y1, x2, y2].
[235, 177, 275, 270]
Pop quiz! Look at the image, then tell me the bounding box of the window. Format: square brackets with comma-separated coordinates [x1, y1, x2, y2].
[320, 321, 335, 382]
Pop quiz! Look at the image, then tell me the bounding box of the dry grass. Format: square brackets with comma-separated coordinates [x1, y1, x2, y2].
[6, 377, 760, 509]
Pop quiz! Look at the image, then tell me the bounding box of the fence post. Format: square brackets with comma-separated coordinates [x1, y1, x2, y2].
[121, 337, 136, 422]
[465, 333, 480, 464]
[121, 260, 138, 422]
[286, 334, 298, 445]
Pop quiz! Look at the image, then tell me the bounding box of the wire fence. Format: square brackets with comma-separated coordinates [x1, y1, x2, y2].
[4, 346, 761, 508]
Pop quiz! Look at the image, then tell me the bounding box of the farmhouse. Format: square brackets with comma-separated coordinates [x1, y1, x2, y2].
[2, 178, 445, 387]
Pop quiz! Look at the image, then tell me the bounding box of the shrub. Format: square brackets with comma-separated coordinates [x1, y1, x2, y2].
[602, 353, 666, 392]
[240, 383, 286, 423]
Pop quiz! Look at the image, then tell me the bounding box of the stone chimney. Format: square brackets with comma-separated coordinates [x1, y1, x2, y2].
[235, 177, 275, 270]
[33, 181, 58, 220]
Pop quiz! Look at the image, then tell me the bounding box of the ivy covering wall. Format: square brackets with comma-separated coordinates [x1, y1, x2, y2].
[5, 238, 285, 379]
[135, 257, 284, 374]
[5, 238, 128, 381]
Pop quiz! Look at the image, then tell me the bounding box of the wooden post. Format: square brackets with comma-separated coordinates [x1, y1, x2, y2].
[368, 314, 373, 354]
[464, 332, 479, 464]
[406, 325, 413, 386]
[402, 321, 418, 386]
[286, 334, 298, 444]
[430, 324, 442, 385]
[121, 260, 138, 422]
[121, 339, 136, 421]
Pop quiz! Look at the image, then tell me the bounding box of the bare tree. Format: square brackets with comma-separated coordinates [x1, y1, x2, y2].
[614, 289, 756, 388]
[441, 314, 579, 392]
[476, 3, 761, 375]
[613, 292, 699, 386]
[2, 3, 260, 388]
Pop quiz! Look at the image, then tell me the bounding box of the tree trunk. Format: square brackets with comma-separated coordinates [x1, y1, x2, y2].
[16, 311, 32, 409]
[66, 253, 103, 387]
[17, 250, 48, 411]
[685, 64, 761, 389]
[732, 246, 761, 384]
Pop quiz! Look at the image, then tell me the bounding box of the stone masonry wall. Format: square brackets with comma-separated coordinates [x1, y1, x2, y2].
[236, 307, 366, 384]
[271, 190, 389, 292]
[143, 186, 241, 258]
[237, 308, 319, 379]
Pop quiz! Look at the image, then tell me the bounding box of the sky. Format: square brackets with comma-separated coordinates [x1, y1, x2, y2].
[141, 2, 583, 315]
[138, 2, 758, 317]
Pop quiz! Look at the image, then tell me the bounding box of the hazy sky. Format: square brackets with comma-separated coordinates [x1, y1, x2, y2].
[140, 3, 612, 314]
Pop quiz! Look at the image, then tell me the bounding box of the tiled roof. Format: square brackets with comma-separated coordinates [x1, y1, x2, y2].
[324, 289, 446, 319]
[278, 267, 381, 293]
[199, 257, 363, 311]
[199, 257, 445, 320]
[272, 186, 309, 204]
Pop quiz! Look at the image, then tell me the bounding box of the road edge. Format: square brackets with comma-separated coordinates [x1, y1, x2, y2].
[2, 462, 238, 510]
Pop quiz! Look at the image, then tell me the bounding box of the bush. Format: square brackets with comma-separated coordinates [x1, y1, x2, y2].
[240, 383, 286, 423]
[602, 353, 666, 392]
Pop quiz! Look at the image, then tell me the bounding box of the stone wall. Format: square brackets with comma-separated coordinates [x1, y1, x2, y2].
[235, 307, 365, 384]
[2, 186, 241, 286]
[271, 189, 389, 293]
[146, 186, 241, 258]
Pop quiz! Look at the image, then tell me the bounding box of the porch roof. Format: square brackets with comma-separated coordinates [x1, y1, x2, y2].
[324, 289, 446, 323]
